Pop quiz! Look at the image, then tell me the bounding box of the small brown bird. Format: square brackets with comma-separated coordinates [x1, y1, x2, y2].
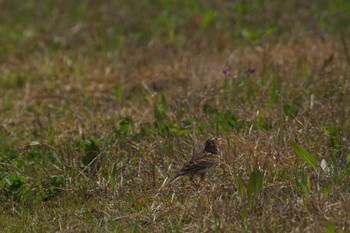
[172, 137, 222, 184]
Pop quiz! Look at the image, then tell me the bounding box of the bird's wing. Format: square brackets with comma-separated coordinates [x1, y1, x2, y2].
[190, 151, 213, 161]
[179, 156, 218, 174]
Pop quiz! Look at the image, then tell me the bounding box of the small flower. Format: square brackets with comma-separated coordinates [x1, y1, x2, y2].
[222, 68, 231, 77]
[248, 67, 256, 74]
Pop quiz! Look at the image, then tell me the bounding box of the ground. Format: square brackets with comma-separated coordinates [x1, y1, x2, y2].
[0, 1, 350, 232]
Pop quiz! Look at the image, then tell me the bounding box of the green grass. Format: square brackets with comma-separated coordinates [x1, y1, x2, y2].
[1, 0, 350, 232]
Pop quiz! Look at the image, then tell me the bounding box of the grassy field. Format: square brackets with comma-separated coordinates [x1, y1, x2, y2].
[1, 0, 350, 232]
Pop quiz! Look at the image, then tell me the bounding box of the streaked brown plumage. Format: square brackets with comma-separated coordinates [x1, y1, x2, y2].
[172, 137, 221, 183]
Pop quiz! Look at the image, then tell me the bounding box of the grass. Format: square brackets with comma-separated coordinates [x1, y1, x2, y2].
[1, 0, 350, 232]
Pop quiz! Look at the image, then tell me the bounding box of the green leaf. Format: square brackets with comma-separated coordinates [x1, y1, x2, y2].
[168, 122, 179, 133]
[325, 125, 344, 149]
[200, 10, 214, 30]
[213, 111, 245, 131]
[321, 182, 333, 198]
[283, 104, 298, 117]
[3, 101, 14, 111]
[263, 24, 276, 37]
[255, 117, 271, 130]
[234, 174, 245, 198]
[4, 172, 26, 193]
[81, 137, 100, 166]
[291, 141, 318, 170]
[112, 83, 123, 103]
[172, 119, 192, 135]
[43, 175, 66, 200]
[119, 116, 133, 134]
[203, 104, 216, 115]
[241, 28, 259, 41]
[247, 170, 263, 199]
[50, 175, 66, 187]
[154, 104, 167, 122]
[326, 222, 335, 233]
[160, 94, 168, 112]
[153, 94, 168, 124]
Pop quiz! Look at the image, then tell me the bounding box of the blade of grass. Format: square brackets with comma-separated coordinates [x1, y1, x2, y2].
[291, 141, 318, 170]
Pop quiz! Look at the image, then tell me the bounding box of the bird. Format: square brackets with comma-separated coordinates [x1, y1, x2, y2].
[171, 137, 222, 184]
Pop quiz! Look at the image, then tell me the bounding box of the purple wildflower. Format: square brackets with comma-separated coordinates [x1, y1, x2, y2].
[222, 68, 231, 77]
[248, 67, 256, 74]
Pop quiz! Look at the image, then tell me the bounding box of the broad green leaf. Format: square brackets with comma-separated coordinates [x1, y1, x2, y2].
[247, 170, 263, 199]
[291, 141, 317, 170]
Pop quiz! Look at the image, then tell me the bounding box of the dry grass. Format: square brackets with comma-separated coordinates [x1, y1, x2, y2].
[1, 1, 350, 232]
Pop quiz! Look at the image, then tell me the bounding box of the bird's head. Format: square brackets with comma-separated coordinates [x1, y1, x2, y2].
[204, 137, 222, 154]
